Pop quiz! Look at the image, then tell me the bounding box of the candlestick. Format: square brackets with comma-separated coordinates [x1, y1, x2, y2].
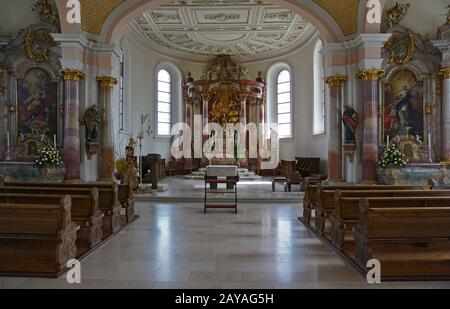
[386, 135, 390, 148]
[53, 134, 57, 149]
[428, 133, 433, 163]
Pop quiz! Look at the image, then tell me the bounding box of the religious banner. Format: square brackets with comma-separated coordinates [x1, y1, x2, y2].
[382, 69, 424, 144]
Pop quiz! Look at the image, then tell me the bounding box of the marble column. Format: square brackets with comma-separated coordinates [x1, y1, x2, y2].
[325, 75, 347, 182]
[60, 69, 85, 182]
[357, 69, 384, 183]
[201, 92, 210, 165]
[96, 76, 118, 181]
[441, 67, 450, 163]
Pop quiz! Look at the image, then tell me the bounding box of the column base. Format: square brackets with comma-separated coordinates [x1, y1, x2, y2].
[326, 178, 346, 184]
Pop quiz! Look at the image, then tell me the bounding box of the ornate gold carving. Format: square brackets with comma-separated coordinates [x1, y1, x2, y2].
[96, 76, 118, 88]
[60, 69, 86, 81]
[208, 86, 242, 126]
[357, 69, 385, 81]
[425, 102, 433, 115]
[384, 31, 415, 66]
[32, 0, 59, 25]
[384, 2, 410, 29]
[24, 28, 57, 62]
[325, 75, 348, 87]
[441, 67, 450, 80]
[8, 103, 16, 113]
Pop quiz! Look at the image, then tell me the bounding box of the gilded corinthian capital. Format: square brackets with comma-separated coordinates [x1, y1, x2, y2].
[96, 76, 118, 88]
[440, 67, 450, 80]
[60, 69, 86, 81]
[325, 75, 348, 87]
[357, 69, 385, 81]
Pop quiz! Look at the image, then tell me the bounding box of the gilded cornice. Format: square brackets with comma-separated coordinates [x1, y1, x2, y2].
[60, 69, 86, 81]
[440, 67, 450, 80]
[325, 75, 348, 87]
[96, 76, 118, 88]
[357, 69, 385, 81]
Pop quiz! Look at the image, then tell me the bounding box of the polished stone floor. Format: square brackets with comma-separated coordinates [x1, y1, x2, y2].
[1, 201, 449, 289]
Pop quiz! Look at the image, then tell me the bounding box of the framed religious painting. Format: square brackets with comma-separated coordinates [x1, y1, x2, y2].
[381, 69, 424, 145]
[16, 68, 58, 156]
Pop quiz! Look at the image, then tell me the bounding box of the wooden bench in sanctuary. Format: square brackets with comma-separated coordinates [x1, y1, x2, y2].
[0, 189, 103, 256]
[331, 190, 450, 249]
[0, 186, 121, 238]
[302, 178, 322, 224]
[314, 184, 431, 235]
[0, 181, 136, 224]
[355, 197, 450, 280]
[0, 195, 80, 277]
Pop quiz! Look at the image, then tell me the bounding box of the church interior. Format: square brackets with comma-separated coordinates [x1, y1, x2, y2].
[1, 0, 450, 290]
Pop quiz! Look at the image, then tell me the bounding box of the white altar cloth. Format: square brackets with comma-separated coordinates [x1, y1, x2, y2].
[206, 165, 238, 177]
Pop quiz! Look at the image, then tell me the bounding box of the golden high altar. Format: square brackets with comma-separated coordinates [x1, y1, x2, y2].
[183, 56, 267, 171]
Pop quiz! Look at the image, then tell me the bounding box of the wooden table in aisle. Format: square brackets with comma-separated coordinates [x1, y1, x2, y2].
[204, 165, 239, 214]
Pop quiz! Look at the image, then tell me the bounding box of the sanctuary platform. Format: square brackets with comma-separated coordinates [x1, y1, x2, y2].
[185, 168, 263, 181]
[136, 176, 301, 203]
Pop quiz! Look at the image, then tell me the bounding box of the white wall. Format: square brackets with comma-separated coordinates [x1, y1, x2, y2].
[122, 29, 328, 172]
[0, 0, 40, 34]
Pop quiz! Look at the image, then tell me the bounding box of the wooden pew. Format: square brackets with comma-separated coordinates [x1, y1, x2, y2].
[0, 195, 80, 276]
[302, 178, 321, 224]
[2, 181, 135, 224]
[0, 189, 103, 256]
[331, 189, 450, 249]
[315, 184, 431, 235]
[118, 183, 135, 223]
[355, 197, 450, 280]
[0, 186, 121, 238]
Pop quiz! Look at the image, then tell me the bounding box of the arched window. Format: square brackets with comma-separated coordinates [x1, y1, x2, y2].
[119, 52, 125, 131]
[157, 69, 172, 136]
[313, 39, 325, 135]
[277, 70, 292, 138]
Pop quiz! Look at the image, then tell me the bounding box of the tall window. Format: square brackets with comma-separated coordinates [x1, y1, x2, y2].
[277, 70, 292, 138]
[119, 53, 125, 131]
[157, 69, 172, 136]
[313, 40, 325, 135]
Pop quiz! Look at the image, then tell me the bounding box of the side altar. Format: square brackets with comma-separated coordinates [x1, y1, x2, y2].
[181, 55, 267, 173]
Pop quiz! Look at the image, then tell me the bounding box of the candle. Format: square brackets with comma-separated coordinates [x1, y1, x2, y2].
[428, 133, 432, 151]
[386, 135, 390, 148]
[6, 132, 9, 150]
[53, 134, 57, 149]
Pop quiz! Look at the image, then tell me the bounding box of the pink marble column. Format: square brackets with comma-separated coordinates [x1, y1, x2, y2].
[358, 69, 384, 183]
[60, 69, 85, 182]
[201, 92, 210, 166]
[97, 76, 118, 181]
[325, 75, 347, 182]
[441, 68, 450, 163]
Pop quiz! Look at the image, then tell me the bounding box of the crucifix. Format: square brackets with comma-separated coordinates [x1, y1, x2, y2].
[404, 125, 413, 137]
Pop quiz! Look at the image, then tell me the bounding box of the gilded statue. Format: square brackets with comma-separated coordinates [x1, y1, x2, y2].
[123, 138, 139, 191]
[384, 2, 411, 29]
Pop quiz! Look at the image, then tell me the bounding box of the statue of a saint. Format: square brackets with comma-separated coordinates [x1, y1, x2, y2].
[123, 138, 138, 190]
[342, 105, 358, 143]
[81, 105, 100, 142]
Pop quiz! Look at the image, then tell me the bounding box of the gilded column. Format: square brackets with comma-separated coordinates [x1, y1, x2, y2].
[441, 67, 450, 163]
[97, 76, 118, 181]
[357, 69, 384, 183]
[326, 75, 347, 182]
[60, 69, 85, 182]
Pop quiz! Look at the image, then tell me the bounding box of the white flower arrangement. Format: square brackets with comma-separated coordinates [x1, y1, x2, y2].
[378, 144, 407, 168]
[34, 145, 64, 168]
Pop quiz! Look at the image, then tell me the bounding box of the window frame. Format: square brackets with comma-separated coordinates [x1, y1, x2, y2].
[156, 69, 172, 137]
[276, 69, 293, 139]
[313, 39, 326, 136]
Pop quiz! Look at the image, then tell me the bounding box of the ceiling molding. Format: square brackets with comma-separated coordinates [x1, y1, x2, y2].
[313, 0, 360, 36]
[129, 1, 316, 62]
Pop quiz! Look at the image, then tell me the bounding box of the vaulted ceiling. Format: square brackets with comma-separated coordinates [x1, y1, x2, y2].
[79, 0, 362, 37]
[129, 1, 315, 62]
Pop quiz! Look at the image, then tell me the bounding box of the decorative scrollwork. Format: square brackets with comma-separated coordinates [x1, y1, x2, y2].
[24, 27, 57, 62]
[384, 31, 415, 66]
